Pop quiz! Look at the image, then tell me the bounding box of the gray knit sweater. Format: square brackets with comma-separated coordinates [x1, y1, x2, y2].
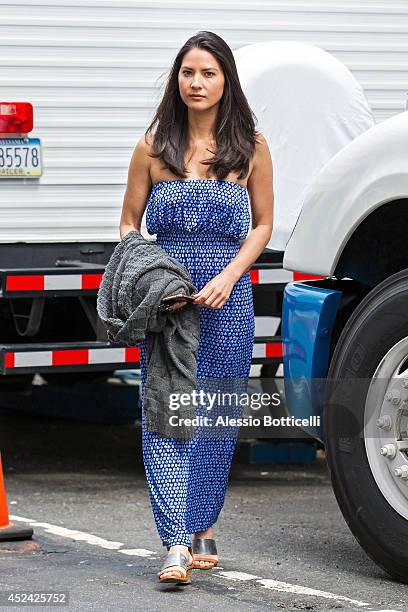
[96, 230, 200, 440]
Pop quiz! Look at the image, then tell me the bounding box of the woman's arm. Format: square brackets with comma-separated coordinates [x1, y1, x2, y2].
[191, 132, 274, 309]
[119, 135, 152, 239]
[224, 132, 274, 280]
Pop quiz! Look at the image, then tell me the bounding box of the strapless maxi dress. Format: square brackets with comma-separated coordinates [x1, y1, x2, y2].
[140, 179, 255, 548]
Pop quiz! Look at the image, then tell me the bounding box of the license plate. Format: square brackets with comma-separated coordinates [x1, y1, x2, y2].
[0, 138, 42, 178]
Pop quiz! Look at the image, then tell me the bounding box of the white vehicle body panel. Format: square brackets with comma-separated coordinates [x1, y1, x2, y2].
[234, 40, 375, 251]
[0, 0, 405, 244]
[0, 0, 408, 243]
[283, 110, 408, 276]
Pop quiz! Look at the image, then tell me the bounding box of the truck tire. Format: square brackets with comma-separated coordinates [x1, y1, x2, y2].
[325, 268, 408, 583]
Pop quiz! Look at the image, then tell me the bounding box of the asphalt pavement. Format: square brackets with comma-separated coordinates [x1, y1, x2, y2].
[0, 401, 407, 612]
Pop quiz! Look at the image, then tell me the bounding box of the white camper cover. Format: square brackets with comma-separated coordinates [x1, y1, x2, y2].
[233, 41, 375, 252]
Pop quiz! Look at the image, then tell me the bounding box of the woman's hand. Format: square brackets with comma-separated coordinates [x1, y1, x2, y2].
[191, 270, 240, 309]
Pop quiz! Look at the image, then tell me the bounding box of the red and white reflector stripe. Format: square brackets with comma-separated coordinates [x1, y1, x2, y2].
[6, 274, 103, 292]
[250, 269, 292, 284]
[293, 272, 325, 281]
[252, 342, 283, 359]
[3, 343, 282, 370]
[4, 347, 140, 369]
[250, 270, 325, 285]
[5, 270, 324, 292]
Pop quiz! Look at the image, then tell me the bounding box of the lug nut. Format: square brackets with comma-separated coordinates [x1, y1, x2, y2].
[376, 416, 392, 430]
[385, 390, 401, 405]
[380, 444, 397, 458]
[394, 465, 408, 479]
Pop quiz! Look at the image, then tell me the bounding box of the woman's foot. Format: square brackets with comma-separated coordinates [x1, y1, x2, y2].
[158, 545, 194, 581]
[192, 528, 219, 569]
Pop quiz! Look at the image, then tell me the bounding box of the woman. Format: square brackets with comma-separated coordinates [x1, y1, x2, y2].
[119, 30, 274, 584]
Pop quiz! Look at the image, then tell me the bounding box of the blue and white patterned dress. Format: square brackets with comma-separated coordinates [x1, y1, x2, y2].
[140, 179, 255, 549]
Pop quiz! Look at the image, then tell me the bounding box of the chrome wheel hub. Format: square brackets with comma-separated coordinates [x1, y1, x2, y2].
[365, 336, 408, 520]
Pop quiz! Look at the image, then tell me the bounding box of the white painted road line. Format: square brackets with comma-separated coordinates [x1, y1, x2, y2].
[11, 515, 159, 556]
[218, 571, 370, 608]
[9, 515, 391, 610]
[217, 571, 261, 581]
[118, 548, 157, 557]
[257, 578, 370, 607]
[10, 516, 125, 550]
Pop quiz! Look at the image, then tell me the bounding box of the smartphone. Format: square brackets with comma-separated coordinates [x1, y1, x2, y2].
[160, 293, 196, 304]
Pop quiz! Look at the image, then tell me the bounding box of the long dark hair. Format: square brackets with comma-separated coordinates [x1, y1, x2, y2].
[144, 31, 259, 181]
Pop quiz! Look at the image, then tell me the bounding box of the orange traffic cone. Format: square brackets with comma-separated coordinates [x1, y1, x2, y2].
[0, 452, 33, 541]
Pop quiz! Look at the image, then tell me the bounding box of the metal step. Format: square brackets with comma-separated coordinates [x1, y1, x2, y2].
[0, 336, 283, 375]
[0, 263, 324, 297]
[0, 264, 105, 298]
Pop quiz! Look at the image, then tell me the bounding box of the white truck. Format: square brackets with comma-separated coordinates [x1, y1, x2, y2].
[0, 39, 377, 407]
[0, 97, 287, 392]
[282, 88, 408, 582]
[1, 39, 344, 396]
[238, 41, 408, 580]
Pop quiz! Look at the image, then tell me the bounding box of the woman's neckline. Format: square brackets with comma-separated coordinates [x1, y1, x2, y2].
[151, 179, 247, 191]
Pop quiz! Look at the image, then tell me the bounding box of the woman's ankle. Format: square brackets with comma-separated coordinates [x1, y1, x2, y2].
[168, 544, 191, 552]
[192, 527, 214, 539]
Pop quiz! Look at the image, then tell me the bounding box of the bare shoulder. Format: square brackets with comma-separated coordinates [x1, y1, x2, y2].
[135, 132, 154, 157]
[248, 131, 272, 174]
[255, 130, 267, 145]
[247, 131, 273, 188]
[254, 131, 271, 156]
[254, 131, 272, 160]
[129, 133, 154, 176]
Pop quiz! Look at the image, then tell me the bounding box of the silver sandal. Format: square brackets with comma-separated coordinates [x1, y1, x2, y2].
[157, 547, 194, 583]
[192, 538, 219, 569]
